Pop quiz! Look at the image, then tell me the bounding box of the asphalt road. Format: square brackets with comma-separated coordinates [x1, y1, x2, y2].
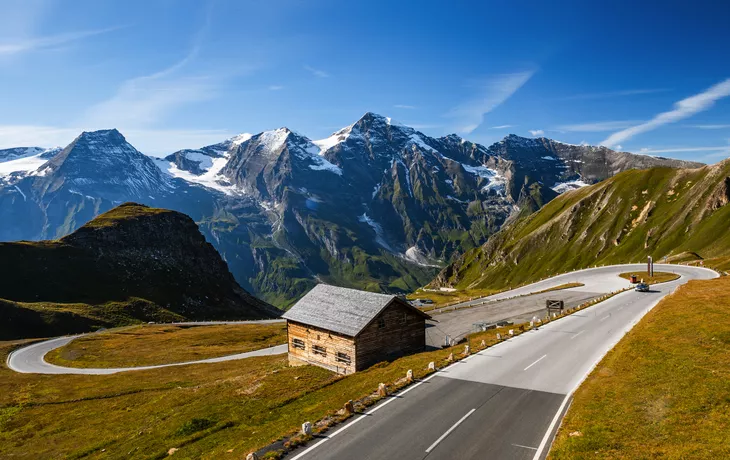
[6, 320, 288, 375]
[287, 264, 717, 460]
[425, 290, 603, 348]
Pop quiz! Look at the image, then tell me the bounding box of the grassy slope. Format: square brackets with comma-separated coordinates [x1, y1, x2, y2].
[550, 276, 730, 459]
[617, 271, 680, 284]
[45, 323, 288, 368]
[0, 316, 552, 459]
[436, 160, 730, 292]
[0, 298, 187, 340]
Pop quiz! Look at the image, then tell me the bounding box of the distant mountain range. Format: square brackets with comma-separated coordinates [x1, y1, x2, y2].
[432, 158, 730, 292]
[0, 113, 703, 307]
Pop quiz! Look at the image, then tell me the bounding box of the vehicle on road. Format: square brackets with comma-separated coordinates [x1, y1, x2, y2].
[635, 283, 650, 292]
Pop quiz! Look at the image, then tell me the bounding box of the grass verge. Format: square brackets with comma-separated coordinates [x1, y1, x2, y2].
[45, 323, 287, 368]
[549, 276, 730, 459]
[618, 271, 681, 284]
[0, 288, 626, 459]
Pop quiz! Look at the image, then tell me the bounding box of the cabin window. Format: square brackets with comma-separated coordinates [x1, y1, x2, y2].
[378, 317, 386, 329]
[292, 338, 305, 350]
[313, 345, 327, 356]
[401, 312, 408, 324]
[336, 352, 351, 364]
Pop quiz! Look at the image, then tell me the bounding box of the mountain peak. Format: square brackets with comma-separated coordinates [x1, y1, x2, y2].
[77, 128, 126, 142]
[33, 127, 172, 199]
[229, 132, 253, 146]
[353, 112, 407, 129]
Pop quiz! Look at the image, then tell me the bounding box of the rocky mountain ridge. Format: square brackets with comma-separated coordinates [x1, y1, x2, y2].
[0, 113, 705, 307]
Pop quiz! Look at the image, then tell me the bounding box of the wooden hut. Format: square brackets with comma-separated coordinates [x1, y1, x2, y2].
[282, 284, 431, 374]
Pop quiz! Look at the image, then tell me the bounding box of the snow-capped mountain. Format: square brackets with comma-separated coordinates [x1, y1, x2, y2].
[34, 129, 174, 200]
[0, 146, 62, 186]
[0, 146, 52, 163]
[0, 113, 704, 306]
[161, 133, 251, 175]
[487, 134, 701, 192]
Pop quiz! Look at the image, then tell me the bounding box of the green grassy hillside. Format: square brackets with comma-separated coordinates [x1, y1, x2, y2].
[550, 275, 730, 458]
[0, 203, 277, 339]
[432, 159, 730, 291]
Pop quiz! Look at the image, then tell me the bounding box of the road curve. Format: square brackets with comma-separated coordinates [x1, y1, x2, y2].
[287, 264, 717, 460]
[6, 320, 287, 375]
[428, 263, 688, 314]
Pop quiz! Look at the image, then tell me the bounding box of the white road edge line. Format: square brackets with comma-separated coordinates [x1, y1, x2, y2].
[569, 330, 584, 340]
[425, 408, 477, 453]
[531, 393, 571, 460]
[288, 371, 442, 460]
[523, 354, 547, 371]
[530, 276, 717, 460]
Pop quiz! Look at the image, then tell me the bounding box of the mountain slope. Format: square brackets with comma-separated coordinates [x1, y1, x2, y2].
[0, 114, 706, 307]
[0, 203, 277, 339]
[432, 159, 730, 292]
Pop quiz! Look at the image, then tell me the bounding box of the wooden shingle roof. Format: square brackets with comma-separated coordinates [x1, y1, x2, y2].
[282, 284, 430, 337]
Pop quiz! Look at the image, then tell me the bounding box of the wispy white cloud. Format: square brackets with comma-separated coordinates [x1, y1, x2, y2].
[446, 71, 534, 134]
[80, 13, 235, 129]
[0, 124, 236, 156]
[558, 88, 670, 101]
[0, 26, 123, 55]
[685, 123, 730, 129]
[394, 104, 415, 109]
[82, 53, 216, 128]
[602, 79, 730, 148]
[0, 125, 78, 148]
[529, 129, 544, 136]
[304, 65, 329, 78]
[489, 124, 514, 129]
[637, 146, 730, 154]
[557, 120, 640, 132]
[268, 85, 284, 91]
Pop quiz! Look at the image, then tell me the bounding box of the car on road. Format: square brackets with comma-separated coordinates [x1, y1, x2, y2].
[635, 283, 650, 292]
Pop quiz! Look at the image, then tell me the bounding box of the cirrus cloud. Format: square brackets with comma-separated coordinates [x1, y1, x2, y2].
[446, 71, 534, 134]
[602, 78, 730, 148]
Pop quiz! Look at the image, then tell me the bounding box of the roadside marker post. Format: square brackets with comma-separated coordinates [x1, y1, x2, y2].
[378, 383, 387, 397]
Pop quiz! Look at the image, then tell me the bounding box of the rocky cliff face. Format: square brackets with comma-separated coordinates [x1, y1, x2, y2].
[0, 203, 277, 324]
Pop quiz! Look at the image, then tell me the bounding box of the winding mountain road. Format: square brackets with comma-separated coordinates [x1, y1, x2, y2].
[287, 264, 717, 460]
[6, 319, 287, 375]
[6, 264, 718, 459]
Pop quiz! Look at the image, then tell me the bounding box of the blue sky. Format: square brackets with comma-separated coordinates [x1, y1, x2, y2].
[1, 0, 729, 161]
